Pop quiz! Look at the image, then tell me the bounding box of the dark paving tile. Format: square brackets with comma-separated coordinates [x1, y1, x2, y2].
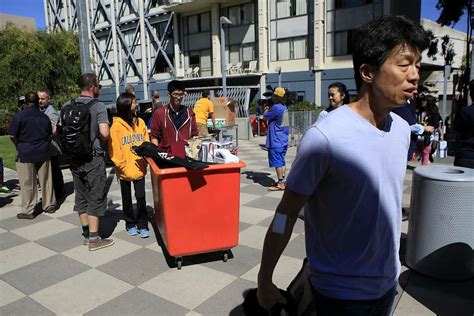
[113, 229, 157, 247]
[35, 228, 86, 252]
[282, 234, 306, 260]
[85, 288, 190, 316]
[2, 254, 89, 295]
[243, 196, 281, 211]
[0, 231, 29, 250]
[257, 216, 305, 234]
[56, 212, 80, 225]
[240, 183, 272, 195]
[202, 244, 262, 277]
[0, 214, 50, 231]
[0, 297, 55, 316]
[239, 221, 251, 232]
[195, 278, 257, 315]
[97, 248, 168, 286]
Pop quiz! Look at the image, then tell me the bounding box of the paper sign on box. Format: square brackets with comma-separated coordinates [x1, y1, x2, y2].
[212, 97, 236, 126]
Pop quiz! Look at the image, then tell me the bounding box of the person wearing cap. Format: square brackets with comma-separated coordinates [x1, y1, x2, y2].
[263, 87, 289, 191]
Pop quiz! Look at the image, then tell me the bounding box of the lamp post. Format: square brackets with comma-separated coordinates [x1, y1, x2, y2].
[220, 16, 233, 97]
[275, 66, 282, 87]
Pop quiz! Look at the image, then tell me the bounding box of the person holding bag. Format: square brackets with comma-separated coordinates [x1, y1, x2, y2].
[109, 93, 150, 238]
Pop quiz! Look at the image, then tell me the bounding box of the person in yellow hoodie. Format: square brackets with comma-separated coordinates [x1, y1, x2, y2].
[109, 93, 150, 238]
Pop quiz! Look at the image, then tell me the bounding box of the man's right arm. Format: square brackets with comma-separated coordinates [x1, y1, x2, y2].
[257, 189, 309, 310]
[99, 123, 110, 141]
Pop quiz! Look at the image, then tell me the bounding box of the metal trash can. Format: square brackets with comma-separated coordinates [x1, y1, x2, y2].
[406, 165, 474, 280]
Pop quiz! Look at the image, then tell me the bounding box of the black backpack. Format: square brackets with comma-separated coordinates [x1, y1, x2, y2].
[58, 98, 98, 162]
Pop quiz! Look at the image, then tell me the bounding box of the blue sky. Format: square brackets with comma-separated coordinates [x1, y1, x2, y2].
[0, 0, 469, 32]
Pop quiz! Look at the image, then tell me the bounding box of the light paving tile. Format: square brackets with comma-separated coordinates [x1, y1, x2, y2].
[241, 255, 304, 289]
[0, 280, 25, 307]
[0, 228, 6, 233]
[239, 192, 261, 205]
[0, 205, 22, 220]
[30, 269, 133, 315]
[62, 238, 140, 268]
[265, 189, 284, 199]
[186, 311, 202, 316]
[238, 225, 298, 250]
[0, 242, 56, 274]
[239, 205, 274, 225]
[11, 218, 76, 241]
[139, 265, 237, 310]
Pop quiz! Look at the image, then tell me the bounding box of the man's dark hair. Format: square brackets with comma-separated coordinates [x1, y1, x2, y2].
[125, 84, 136, 95]
[352, 15, 430, 90]
[38, 89, 51, 97]
[151, 90, 160, 98]
[202, 90, 211, 98]
[79, 73, 98, 90]
[167, 80, 185, 93]
[116, 92, 136, 127]
[25, 91, 39, 106]
[328, 82, 350, 104]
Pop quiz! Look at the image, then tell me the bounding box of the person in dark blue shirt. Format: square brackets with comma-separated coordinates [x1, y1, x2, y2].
[8, 92, 56, 219]
[263, 87, 289, 191]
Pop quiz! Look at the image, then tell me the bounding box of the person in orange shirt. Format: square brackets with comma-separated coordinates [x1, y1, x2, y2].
[193, 90, 215, 136]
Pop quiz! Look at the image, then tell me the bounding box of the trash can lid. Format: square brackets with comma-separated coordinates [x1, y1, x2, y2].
[413, 164, 474, 182]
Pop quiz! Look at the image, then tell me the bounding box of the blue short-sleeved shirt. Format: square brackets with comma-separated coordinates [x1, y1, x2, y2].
[264, 103, 289, 148]
[8, 106, 52, 163]
[286, 105, 409, 300]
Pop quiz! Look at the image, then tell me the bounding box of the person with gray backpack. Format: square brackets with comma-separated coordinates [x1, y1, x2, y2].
[59, 73, 114, 251]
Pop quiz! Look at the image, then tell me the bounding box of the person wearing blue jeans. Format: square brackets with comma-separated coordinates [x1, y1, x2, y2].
[257, 16, 430, 315]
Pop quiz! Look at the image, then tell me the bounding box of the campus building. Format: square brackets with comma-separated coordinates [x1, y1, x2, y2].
[44, 0, 424, 106]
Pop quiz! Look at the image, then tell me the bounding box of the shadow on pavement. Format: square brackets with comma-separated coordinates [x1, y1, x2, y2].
[241, 171, 275, 187]
[149, 220, 234, 270]
[399, 269, 474, 315]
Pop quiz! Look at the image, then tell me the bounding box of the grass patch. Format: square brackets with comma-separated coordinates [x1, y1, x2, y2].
[0, 135, 16, 170]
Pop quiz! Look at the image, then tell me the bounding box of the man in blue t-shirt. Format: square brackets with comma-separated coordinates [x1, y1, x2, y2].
[257, 16, 430, 315]
[8, 92, 56, 219]
[263, 87, 289, 191]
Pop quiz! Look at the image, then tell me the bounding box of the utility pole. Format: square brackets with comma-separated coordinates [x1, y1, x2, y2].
[77, 0, 92, 74]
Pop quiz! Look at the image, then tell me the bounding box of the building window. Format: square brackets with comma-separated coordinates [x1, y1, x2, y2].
[227, 43, 256, 64]
[273, 36, 307, 60]
[296, 91, 305, 102]
[335, 0, 373, 9]
[184, 12, 210, 35]
[333, 30, 353, 56]
[223, 2, 255, 26]
[274, 0, 307, 19]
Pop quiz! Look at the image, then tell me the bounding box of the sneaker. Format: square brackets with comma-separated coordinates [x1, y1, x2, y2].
[44, 205, 57, 214]
[139, 228, 150, 238]
[127, 227, 138, 236]
[83, 237, 90, 245]
[88, 237, 114, 251]
[0, 185, 11, 193]
[17, 213, 35, 219]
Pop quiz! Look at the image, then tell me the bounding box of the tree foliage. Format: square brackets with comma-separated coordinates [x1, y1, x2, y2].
[435, 0, 469, 27]
[0, 23, 81, 134]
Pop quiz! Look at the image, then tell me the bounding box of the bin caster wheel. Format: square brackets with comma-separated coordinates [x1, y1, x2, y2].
[176, 257, 183, 270]
[223, 251, 228, 262]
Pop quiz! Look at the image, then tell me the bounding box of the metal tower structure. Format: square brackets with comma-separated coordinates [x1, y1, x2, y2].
[44, 0, 175, 101]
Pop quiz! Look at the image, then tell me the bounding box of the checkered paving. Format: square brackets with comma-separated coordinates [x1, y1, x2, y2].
[1, 137, 471, 315]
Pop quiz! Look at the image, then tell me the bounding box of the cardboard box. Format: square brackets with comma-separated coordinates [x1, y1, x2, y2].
[212, 97, 236, 126]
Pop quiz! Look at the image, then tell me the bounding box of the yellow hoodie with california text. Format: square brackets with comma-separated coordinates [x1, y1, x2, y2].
[108, 116, 149, 181]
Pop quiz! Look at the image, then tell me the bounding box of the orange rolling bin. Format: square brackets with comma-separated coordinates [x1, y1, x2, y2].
[146, 157, 246, 269]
